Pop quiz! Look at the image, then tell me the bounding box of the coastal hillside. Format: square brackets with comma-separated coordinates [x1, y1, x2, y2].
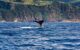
[0, 0, 80, 22]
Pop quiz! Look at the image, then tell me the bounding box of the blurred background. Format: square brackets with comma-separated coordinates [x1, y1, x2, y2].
[0, 0, 80, 22]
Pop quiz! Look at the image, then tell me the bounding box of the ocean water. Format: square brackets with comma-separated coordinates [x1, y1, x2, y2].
[0, 22, 80, 50]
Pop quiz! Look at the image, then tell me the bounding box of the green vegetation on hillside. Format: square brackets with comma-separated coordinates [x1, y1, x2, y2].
[0, 0, 80, 21]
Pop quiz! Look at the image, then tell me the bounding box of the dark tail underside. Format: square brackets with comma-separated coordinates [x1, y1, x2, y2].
[35, 20, 44, 27]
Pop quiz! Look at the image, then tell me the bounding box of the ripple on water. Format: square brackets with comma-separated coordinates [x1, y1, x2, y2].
[0, 22, 80, 50]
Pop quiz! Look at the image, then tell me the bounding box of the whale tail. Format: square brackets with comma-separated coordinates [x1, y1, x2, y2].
[35, 20, 44, 27]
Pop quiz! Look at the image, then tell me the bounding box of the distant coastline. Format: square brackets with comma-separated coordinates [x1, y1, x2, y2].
[0, 19, 80, 22]
[62, 19, 80, 22]
[0, 0, 80, 23]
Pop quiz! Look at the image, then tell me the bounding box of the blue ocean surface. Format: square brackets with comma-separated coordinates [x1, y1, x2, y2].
[0, 22, 80, 50]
